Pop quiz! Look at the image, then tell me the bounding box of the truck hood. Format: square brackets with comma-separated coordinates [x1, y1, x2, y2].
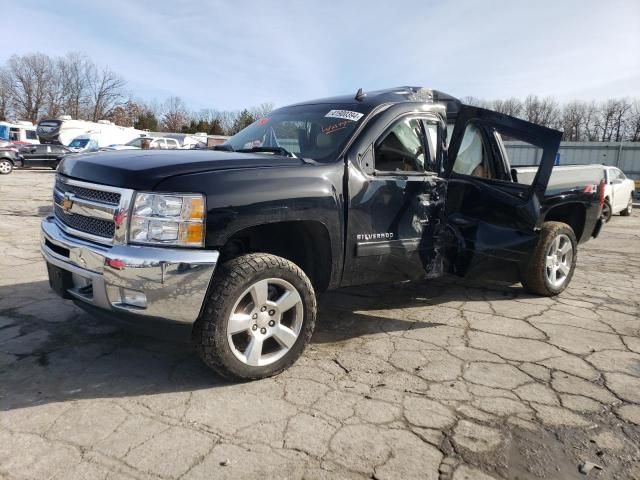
[58, 149, 304, 190]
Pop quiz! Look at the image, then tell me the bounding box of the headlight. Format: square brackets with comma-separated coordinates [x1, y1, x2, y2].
[129, 192, 205, 247]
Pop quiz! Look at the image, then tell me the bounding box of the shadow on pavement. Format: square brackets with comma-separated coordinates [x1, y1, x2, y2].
[0, 275, 532, 411]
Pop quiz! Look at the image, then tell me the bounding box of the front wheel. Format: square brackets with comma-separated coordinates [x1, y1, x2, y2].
[620, 196, 633, 216]
[601, 199, 612, 222]
[193, 253, 316, 380]
[0, 159, 13, 175]
[519, 222, 577, 296]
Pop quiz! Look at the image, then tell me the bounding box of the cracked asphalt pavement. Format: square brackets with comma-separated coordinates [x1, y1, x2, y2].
[1, 170, 639, 480]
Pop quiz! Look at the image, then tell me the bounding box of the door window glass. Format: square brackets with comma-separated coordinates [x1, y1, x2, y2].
[375, 118, 425, 173]
[609, 169, 621, 182]
[452, 123, 490, 178]
[26, 130, 37, 140]
[423, 122, 439, 173]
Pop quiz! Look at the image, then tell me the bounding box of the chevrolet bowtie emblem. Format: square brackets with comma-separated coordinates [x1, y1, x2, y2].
[61, 194, 73, 212]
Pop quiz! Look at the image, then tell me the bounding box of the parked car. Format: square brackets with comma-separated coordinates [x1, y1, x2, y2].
[18, 144, 71, 169]
[41, 86, 604, 380]
[104, 136, 181, 150]
[602, 166, 635, 221]
[0, 146, 24, 174]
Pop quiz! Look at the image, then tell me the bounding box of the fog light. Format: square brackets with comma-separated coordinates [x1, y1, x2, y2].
[121, 289, 147, 308]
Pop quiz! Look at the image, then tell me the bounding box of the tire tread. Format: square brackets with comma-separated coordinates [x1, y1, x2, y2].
[520, 221, 577, 297]
[193, 253, 316, 381]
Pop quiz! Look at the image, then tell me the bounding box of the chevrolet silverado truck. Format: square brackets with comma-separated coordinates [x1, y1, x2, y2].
[41, 87, 604, 380]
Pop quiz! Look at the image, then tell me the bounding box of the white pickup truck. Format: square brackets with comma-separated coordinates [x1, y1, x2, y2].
[514, 164, 635, 222]
[602, 166, 635, 221]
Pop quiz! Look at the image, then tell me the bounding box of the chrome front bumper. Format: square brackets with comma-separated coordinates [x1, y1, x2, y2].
[41, 215, 219, 324]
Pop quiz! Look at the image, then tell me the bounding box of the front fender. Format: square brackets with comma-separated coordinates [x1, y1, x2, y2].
[154, 163, 345, 274]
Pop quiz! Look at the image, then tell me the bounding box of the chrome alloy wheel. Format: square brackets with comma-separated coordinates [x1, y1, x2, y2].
[545, 234, 573, 288]
[227, 278, 303, 367]
[0, 160, 12, 174]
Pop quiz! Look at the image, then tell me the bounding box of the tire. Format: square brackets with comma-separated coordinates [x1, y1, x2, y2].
[601, 199, 612, 222]
[192, 253, 316, 380]
[620, 196, 633, 216]
[519, 221, 577, 297]
[0, 159, 12, 175]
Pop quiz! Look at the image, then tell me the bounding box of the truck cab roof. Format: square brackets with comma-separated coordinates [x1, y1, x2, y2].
[286, 86, 462, 118]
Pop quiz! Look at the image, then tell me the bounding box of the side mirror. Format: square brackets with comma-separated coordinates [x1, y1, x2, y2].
[510, 168, 519, 183]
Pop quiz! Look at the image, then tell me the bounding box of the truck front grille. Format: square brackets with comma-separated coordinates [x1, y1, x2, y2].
[55, 178, 121, 205]
[54, 204, 115, 239]
[53, 175, 133, 245]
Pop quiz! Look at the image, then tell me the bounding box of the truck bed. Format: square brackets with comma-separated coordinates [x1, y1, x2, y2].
[513, 164, 604, 196]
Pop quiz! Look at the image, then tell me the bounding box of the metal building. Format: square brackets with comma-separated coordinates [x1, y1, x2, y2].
[504, 141, 640, 182]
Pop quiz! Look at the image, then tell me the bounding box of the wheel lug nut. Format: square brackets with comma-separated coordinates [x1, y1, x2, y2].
[252, 324, 257, 331]
[260, 327, 267, 334]
[252, 313, 258, 319]
[260, 306, 267, 312]
[268, 320, 275, 327]
[268, 310, 275, 316]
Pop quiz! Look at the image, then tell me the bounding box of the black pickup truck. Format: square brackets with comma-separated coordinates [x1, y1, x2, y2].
[41, 87, 604, 380]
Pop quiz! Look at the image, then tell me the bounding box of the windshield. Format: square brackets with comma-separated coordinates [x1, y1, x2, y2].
[224, 104, 368, 162]
[68, 138, 89, 148]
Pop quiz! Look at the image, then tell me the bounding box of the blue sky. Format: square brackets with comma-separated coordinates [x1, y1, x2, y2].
[4, 0, 639, 110]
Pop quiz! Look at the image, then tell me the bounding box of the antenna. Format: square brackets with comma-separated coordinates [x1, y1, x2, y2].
[355, 88, 367, 101]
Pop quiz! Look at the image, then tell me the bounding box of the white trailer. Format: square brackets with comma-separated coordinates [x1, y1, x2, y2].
[36, 116, 143, 148]
[0, 121, 39, 144]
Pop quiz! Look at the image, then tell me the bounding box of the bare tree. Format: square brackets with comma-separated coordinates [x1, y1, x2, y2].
[523, 95, 560, 128]
[109, 99, 142, 127]
[58, 52, 92, 119]
[161, 96, 189, 132]
[612, 99, 632, 142]
[595, 99, 631, 142]
[5, 53, 55, 122]
[0, 69, 11, 121]
[460, 96, 489, 108]
[627, 100, 640, 142]
[559, 101, 589, 141]
[250, 102, 275, 119]
[490, 97, 523, 118]
[87, 64, 126, 121]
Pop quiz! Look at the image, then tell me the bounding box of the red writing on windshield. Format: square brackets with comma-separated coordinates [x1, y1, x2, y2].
[322, 121, 349, 135]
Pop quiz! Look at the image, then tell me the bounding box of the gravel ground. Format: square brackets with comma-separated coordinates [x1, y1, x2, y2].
[0, 169, 639, 480]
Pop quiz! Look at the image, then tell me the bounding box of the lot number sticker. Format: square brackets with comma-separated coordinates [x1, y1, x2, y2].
[325, 110, 364, 121]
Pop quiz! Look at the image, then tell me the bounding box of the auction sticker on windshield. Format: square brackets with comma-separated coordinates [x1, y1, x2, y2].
[325, 110, 364, 121]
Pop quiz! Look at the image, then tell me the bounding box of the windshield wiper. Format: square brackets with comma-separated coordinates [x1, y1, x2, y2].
[235, 146, 296, 158]
[212, 144, 234, 151]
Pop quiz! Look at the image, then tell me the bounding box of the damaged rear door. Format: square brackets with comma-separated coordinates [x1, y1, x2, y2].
[443, 106, 562, 277]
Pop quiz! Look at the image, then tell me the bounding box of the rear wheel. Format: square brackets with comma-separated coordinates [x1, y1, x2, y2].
[192, 253, 316, 380]
[0, 159, 12, 175]
[620, 196, 633, 216]
[601, 199, 612, 222]
[520, 222, 577, 296]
